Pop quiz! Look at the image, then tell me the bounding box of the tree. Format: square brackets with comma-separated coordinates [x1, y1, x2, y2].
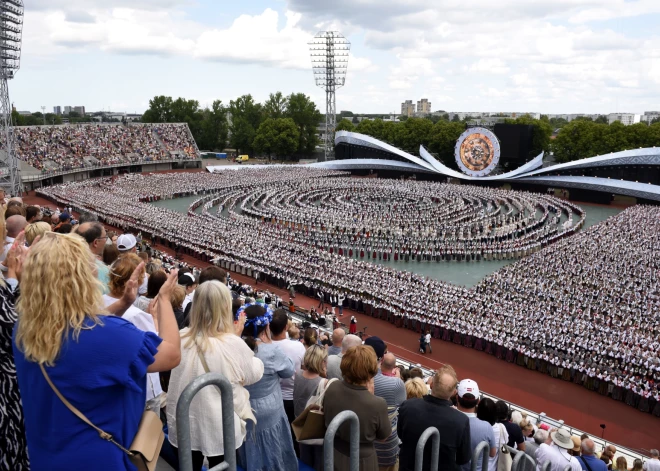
[428, 121, 465, 166]
[263, 92, 288, 119]
[594, 115, 608, 124]
[451, 114, 460, 122]
[229, 95, 263, 155]
[504, 116, 553, 158]
[336, 118, 355, 132]
[253, 117, 300, 161]
[286, 93, 321, 155]
[198, 100, 228, 151]
[351, 116, 359, 124]
[142, 96, 174, 123]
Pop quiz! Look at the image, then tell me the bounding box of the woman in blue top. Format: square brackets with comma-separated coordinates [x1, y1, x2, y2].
[13, 233, 181, 471]
[237, 303, 297, 471]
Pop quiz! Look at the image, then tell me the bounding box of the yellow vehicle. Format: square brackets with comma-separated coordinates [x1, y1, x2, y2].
[236, 155, 249, 163]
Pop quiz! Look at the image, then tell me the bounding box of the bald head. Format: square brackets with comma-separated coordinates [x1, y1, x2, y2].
[341, 334, 362, 353]
[6, 215, 27, 238]
[604, 445, 616, 458]
[332, 328, 345, 347]
[382, 353, 397, 373]
[581, 439, 596, 456]
[431, 365, 458, 400]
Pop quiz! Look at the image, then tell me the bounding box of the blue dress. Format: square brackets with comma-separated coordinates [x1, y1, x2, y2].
[13, 316, 161, 471]
[238, 342, 297, 471]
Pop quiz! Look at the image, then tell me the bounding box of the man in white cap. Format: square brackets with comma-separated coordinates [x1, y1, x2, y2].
[456, 379, 496, 471]
[116, 233, 137, 253]
[535, 428, 582, 471]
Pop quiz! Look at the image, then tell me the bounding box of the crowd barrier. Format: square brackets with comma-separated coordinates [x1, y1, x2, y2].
[285, 310, 652, 465]
[415, 427, 440, 471]
[323, 410, 360, 471]
[175, 373, 237, 471]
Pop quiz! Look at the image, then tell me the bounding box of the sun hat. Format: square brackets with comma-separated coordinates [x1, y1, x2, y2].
[551, 428, 574, 449]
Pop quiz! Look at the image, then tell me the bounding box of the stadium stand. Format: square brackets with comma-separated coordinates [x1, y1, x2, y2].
[4, 122, 199, 172]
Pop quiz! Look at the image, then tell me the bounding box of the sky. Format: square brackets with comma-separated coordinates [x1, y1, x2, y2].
[11, 0, 660, 115]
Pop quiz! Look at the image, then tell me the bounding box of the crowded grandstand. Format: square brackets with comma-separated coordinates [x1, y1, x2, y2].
[3, 123, 199, 172]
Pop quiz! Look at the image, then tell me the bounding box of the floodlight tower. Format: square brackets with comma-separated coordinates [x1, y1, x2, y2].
[0, 0, 23, 196]
[309, 31, 350, 161]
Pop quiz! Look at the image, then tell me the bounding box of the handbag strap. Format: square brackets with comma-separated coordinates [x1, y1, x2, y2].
[196, 344, 212, 373]
[314, 377, 338, 406]
[40, 364, 134, 456]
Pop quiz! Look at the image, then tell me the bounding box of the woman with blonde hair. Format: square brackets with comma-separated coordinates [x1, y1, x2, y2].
[166, 281, 264, 471]
[293, 344, 329, 470]
[24, 221, 51, 246]
[614, 456, 628, 471]
[405, 377, 428, 399]
[13, 232, 181, 471]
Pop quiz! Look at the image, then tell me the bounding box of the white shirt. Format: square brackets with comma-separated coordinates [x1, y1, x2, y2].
[273, 338, 306, 400]
[535, 443, 582, 471]
[102, 295, 163, 401]
[490, 423, 509, 471]
[166, 332, 264, 456]
[643, 459, 660, 471]
[425, 333, 431, 343]
[182, 291, 194, 312]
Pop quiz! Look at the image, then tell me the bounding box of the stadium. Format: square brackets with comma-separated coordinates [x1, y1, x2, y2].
[2, 5, 660, 471]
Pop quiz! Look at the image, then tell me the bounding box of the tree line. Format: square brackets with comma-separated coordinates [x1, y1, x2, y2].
[337, 114, 660, 165]
[141, 92, 322, 159]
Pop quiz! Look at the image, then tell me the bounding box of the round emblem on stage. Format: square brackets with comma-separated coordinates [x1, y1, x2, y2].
[454, 127, 500, 177]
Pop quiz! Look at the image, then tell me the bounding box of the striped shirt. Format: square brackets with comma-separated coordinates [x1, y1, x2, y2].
[373, 371, 406, 466]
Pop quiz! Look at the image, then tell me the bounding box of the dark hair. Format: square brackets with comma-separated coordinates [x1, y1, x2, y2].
[232, 299, 243, 317]
[495, 400, 510, 423]
[25, 206, 40, 222]
[400, 367, 411, 382]
[409, 367, 424, 379]
[241, 304, 268, 352]
[199, 266, 227, 285]
[78, 222, 104, 244]
[55, 223, 73, 234]
[103, 243, 120, 265]
[457, 394, 479, 410]
[477, 397, 498, 425]
[270, 308, 289, 336]
[5, 205, 25, 218]
[146, 270, 168, 299]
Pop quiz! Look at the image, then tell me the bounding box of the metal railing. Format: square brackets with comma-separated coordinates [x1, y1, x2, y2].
[176, 373, 237, 471]
[511, 446, 536, 471]
[324, 410, 360, 471]
[415, 427, 440, 471]
[471, 441, 491, 471]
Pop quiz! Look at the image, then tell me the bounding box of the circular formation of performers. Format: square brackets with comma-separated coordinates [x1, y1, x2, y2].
[38, 167, 660, 415]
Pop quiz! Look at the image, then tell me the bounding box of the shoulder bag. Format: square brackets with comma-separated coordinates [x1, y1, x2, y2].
[40, 364, 164, 471]
[291, 377, 338, 441]
[497, 423, 513, 471]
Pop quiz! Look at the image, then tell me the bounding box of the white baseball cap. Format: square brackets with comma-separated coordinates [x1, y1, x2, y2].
[116, 234, 137, 251]
[457, 379, 480, 398]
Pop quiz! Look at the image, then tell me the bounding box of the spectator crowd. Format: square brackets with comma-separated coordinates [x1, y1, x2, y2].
[36, 169, 660, 418]
[0, 192, 658, 471]
[2, 123, 198, 172]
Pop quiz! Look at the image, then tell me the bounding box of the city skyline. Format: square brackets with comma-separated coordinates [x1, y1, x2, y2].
[11, 0, 660, 115]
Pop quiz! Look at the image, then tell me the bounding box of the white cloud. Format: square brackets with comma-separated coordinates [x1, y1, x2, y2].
[468, 58, 510, 75]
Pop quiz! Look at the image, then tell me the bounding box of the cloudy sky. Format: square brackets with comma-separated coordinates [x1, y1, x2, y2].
[12, 0, 660, 115]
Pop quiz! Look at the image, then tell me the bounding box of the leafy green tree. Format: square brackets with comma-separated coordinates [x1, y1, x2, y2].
[451, 114, 460, 122]
[504, 116, 553, 158]
[229, 95, 263, 155]
[351, 116, 359, 124]
[594, 115, 608, 124]
[263, 92, 288, 119]
[198, 100, 228, 151]
[336, 118, 355, 132]
[253, 117, 299, 161]
[142, 96, 174, 123]
[428, 121, 465, 166]
[286, 93, 321, 155]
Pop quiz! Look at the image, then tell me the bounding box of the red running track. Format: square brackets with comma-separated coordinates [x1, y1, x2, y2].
[24, 193, 658, 453]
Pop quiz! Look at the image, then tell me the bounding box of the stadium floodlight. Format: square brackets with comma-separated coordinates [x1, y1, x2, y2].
[309, 31, 350, 162]
[0, 0, 24, 197]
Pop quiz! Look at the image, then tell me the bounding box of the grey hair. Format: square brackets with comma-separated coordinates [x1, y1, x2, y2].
[651, 449, 659, 458]
[341, 334, 363, 353]
[534, 429, 549, 445]
[581, 439, 596, 455]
